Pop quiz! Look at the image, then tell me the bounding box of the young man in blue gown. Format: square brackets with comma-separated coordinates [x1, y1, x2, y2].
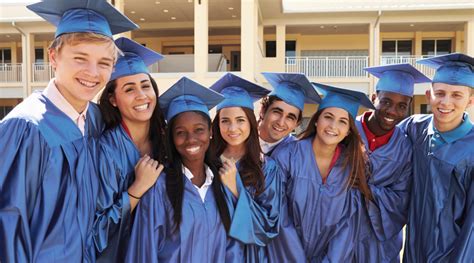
[0, 1, 137, 261]
[399, 53, 473, 262]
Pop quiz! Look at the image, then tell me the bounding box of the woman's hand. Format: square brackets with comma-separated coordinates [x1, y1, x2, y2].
[129, 155, 164, 199]
[219, 157, 239, 197]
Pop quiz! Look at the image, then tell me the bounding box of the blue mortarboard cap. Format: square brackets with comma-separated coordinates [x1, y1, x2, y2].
[364, 63, 431, 97]
[417, 53, 474, 88]
[27, 0, 138, 38]
[210, 73, 270, 111]
[261, 72, 321, 111]
[313, 82, 375, 118]
[159, 77, 224, 122]
[110, 37, 164, 81]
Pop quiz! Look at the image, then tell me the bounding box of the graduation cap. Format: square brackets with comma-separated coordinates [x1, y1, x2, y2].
[27, 0, 138, 38]
[312, 82, 375, 118]
[261, 72, 321, 111]
[210, 73, 270, 111]
[159, 77, 224, 122]
[110, 37, 164, 81]
[364, 63, 431, 97]
[417, 53, 474, 88]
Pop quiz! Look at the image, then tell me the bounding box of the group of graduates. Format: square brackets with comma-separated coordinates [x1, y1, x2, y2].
[0, 0, 473, 262]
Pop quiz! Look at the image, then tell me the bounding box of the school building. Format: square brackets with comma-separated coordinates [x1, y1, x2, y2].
[1, 0, 473, 122]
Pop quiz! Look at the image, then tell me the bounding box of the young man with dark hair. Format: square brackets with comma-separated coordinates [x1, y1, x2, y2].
[355, 64, 431, 262]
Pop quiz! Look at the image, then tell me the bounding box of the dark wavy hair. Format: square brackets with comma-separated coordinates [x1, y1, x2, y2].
[98, 73, 168, 163]
[165, 111, 231, 232]
[210, 107, 265, 196]
[298, 108, 372, 200]
[259, 95, 303, 123]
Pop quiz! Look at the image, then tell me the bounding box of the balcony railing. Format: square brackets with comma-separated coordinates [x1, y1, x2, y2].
[0, 63, 22, 83]
[380, 56, 436, 77]
[285, 56, 369, 78]
[32, 63, 54, 82]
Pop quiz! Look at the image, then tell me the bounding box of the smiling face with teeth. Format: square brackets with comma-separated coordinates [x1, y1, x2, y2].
[314, 107, 351, 147]
[172, 111, 211, 166]
[111, 73, 157, 126]
[217, 107, 251, 154]
[369, 91, 412, 135]
[426, 83, 473, 132]
[49, 40, 116, 113]
[259, 99, 301, 143]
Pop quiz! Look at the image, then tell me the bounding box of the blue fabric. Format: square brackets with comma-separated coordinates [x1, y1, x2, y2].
[427, 114, 473, 152]
[265, 134, 297, 157]
[224, 156, 284, 262]
[27, 0, 138, 38]
[0, 92, 104, 262]
[398, 114, 474, 262]
[314, 82, 375, 118]
[417, 53, 474, 88]
[210, 73, 270, 111]
[159, 77, 224, 122]
[94, 126, 140, 262]
[111, 37, 164, 81]
[271, 137, 364, 262]
[125, 173, 241, 262]
[355, 115, 413, 263]
[364, 63, 431, 97]
[262, 72, 321, 111]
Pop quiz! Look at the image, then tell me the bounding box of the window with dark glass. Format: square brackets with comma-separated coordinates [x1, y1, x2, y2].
[382, 41, 396, 56]
[265, 40, 297, 58]
[35, 48, 44, 63]
[382, 40, 412, 56]
[422, 39, 451, 56]
[0, 49, 12, 63]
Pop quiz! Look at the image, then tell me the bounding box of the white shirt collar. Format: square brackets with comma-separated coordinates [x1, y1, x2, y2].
[182, 165, 214, 202]
[43, 79, 89, 135]
[259, 136, 285, 154]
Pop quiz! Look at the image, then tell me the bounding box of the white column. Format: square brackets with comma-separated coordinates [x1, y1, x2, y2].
[415, 31, 422, 56]
[465, 19, 474, 56]
[22, 32, 34, 97]
[10, 41, 17, 64]
[241, 0, 257, 80]
[368, 22, 380, 94]
[276, 24, 286, 72]
[194, 0, 209, 79]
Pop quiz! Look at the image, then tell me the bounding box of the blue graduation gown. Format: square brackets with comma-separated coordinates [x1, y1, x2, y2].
[225, 156, 284, 262]
[94, 125, 140, 262]
[0, 92, 103, 262]
[399, 114, 474, 262]
[265, 134, 296, 157]
[355, 115, 412, 263]
[125, 172, 241, 263]
[271, 137, 363, 262]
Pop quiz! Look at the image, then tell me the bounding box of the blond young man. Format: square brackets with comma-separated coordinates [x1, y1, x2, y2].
[0, 1, 137, 261]
[399, 53, 473, 262]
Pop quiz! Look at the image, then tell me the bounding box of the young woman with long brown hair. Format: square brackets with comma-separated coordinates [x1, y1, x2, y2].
[270, 83, 375, 262]
[209, 73, 285, 262]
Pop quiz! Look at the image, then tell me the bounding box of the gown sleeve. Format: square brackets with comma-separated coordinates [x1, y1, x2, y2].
[366, 151, 412, 241]
[93, 141, 132, 260]
[228, 158, 283, 246]
[265, 142, 307, 262]
[0, 119, 45, 262]
[125, 176, 167, 263]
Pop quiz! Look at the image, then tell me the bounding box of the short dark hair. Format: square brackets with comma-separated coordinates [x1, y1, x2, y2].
[259, 95, 303, 122]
